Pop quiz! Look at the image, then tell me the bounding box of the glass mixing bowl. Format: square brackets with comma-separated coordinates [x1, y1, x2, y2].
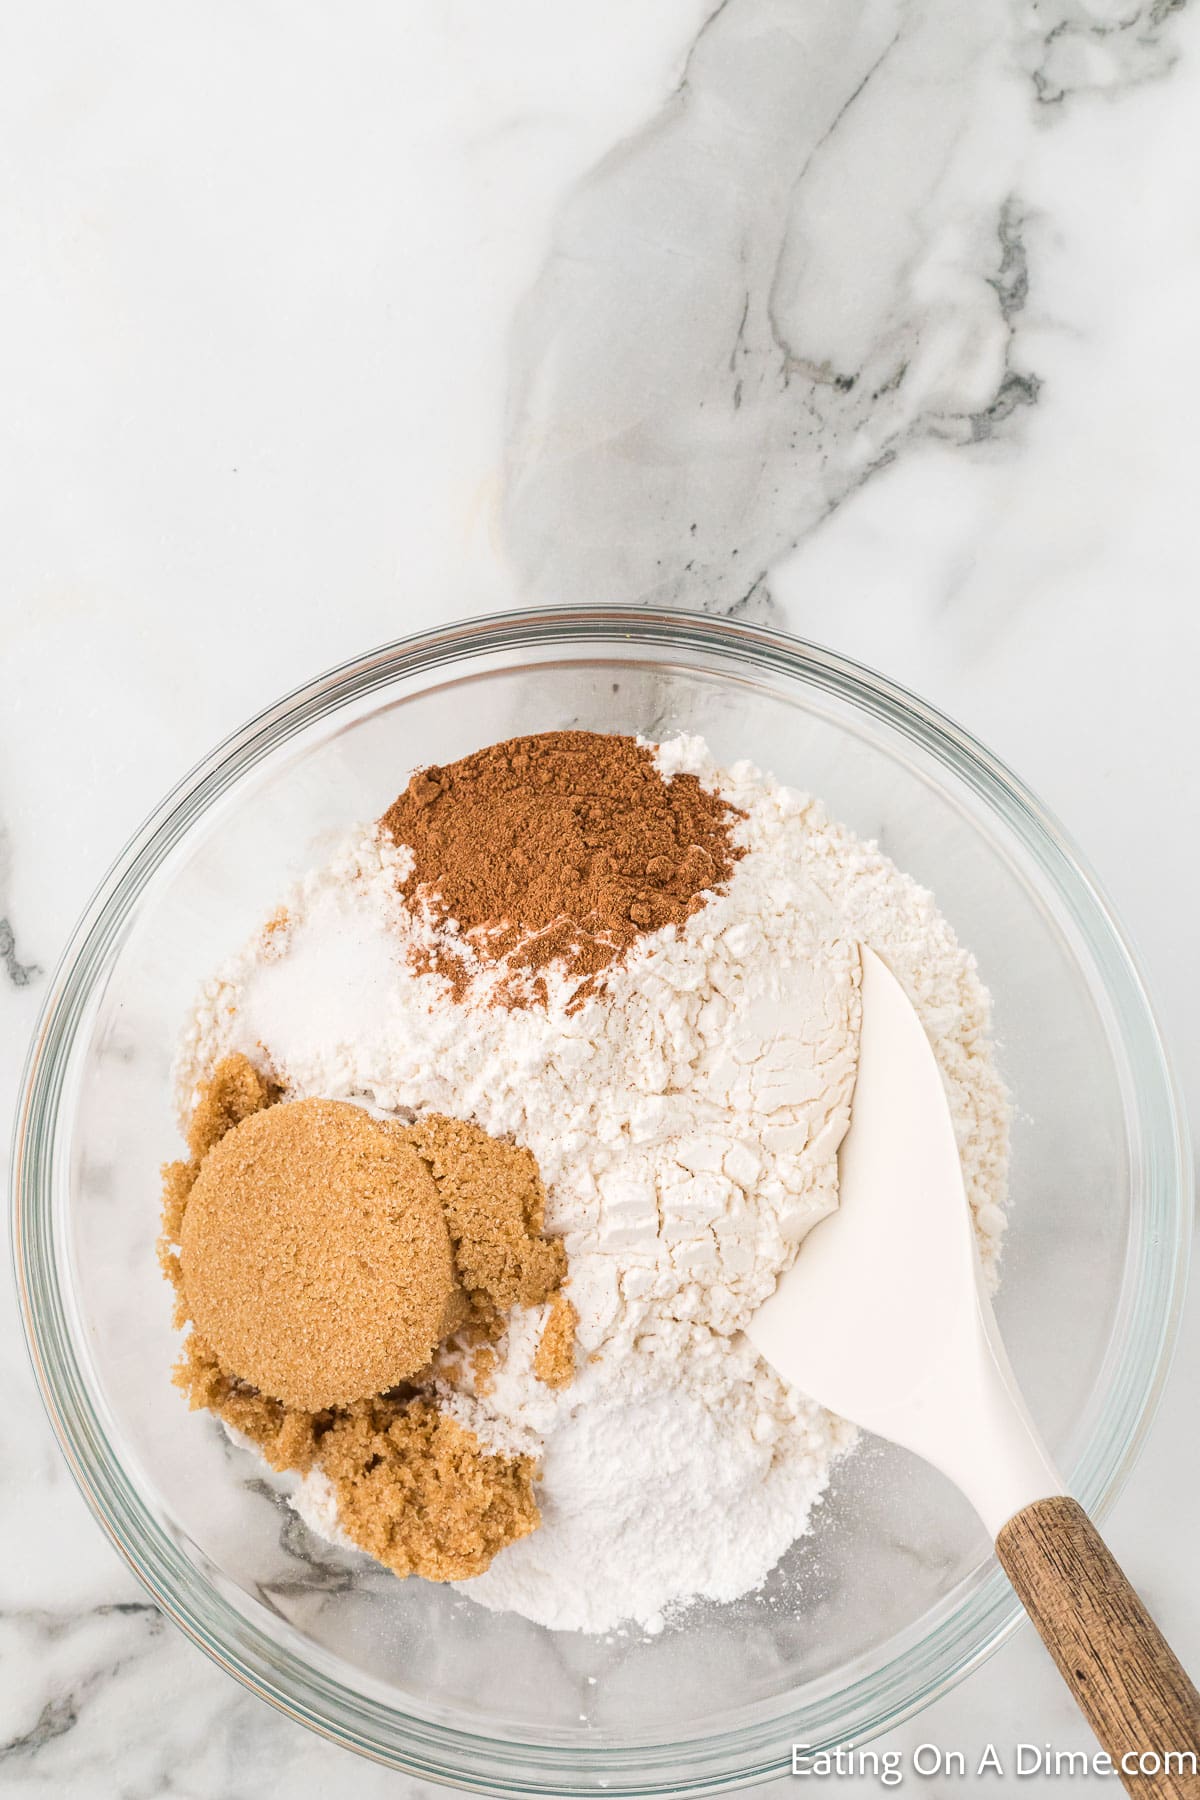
[13, 606, 1191, 1794]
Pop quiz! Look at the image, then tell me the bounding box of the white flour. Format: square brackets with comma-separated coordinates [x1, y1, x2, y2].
[179, 736, 1008, 1632]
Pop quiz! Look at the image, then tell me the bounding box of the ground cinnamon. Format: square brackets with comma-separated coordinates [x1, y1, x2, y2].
[380, 730, 743, 1003]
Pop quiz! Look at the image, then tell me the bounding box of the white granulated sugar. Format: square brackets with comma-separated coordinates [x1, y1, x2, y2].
[457, 1320, 856, 1633]
[177, 734, 1009, 1633]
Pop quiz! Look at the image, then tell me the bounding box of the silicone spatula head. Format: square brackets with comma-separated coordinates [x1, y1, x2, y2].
[744, 946, 1060, 1537]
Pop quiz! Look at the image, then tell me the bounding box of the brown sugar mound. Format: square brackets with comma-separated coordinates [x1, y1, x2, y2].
[534, 1291, 578, 1389]
[173, 1343, 538, 1580]
[319, 1398, 539, 1580]
[187, 1054, 278, 1160]
[380, 729, 744, 1003]
[163, 1056, 571, 1582]
[174, 1331, 324, 1474]
[179, 1098, 463, 1411]
[158, 1055, 280, 1312]
[407, 1113, 565, 1326]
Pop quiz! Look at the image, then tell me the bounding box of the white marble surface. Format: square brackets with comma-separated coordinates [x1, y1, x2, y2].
[3, 2, 1199, 1793]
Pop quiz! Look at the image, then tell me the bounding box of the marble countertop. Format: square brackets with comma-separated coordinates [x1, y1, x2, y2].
[3, 3, 1199, 1794]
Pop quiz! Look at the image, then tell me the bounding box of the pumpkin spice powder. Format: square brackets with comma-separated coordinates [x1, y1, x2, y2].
[381, 730, 743, 1003]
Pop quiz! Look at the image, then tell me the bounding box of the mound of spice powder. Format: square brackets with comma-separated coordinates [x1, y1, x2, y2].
[380, 730, 743, 1002]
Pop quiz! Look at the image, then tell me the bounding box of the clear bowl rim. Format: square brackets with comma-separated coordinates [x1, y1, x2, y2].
[10, 602, 1193, 1795]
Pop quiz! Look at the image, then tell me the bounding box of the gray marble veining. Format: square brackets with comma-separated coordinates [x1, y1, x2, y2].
[1, 0, 1198, 1792]
[0, 830, 40, 990]
[0, 919, 39, 990]
[504, 0, 1053, 617]
[1022, 0, 1187, 104]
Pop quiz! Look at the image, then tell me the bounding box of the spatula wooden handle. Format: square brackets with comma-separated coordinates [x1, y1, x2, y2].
[997, 1497, 1200, 1797]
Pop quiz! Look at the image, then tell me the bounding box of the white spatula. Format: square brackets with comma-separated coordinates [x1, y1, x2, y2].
[746, 948, 1200, 1798]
